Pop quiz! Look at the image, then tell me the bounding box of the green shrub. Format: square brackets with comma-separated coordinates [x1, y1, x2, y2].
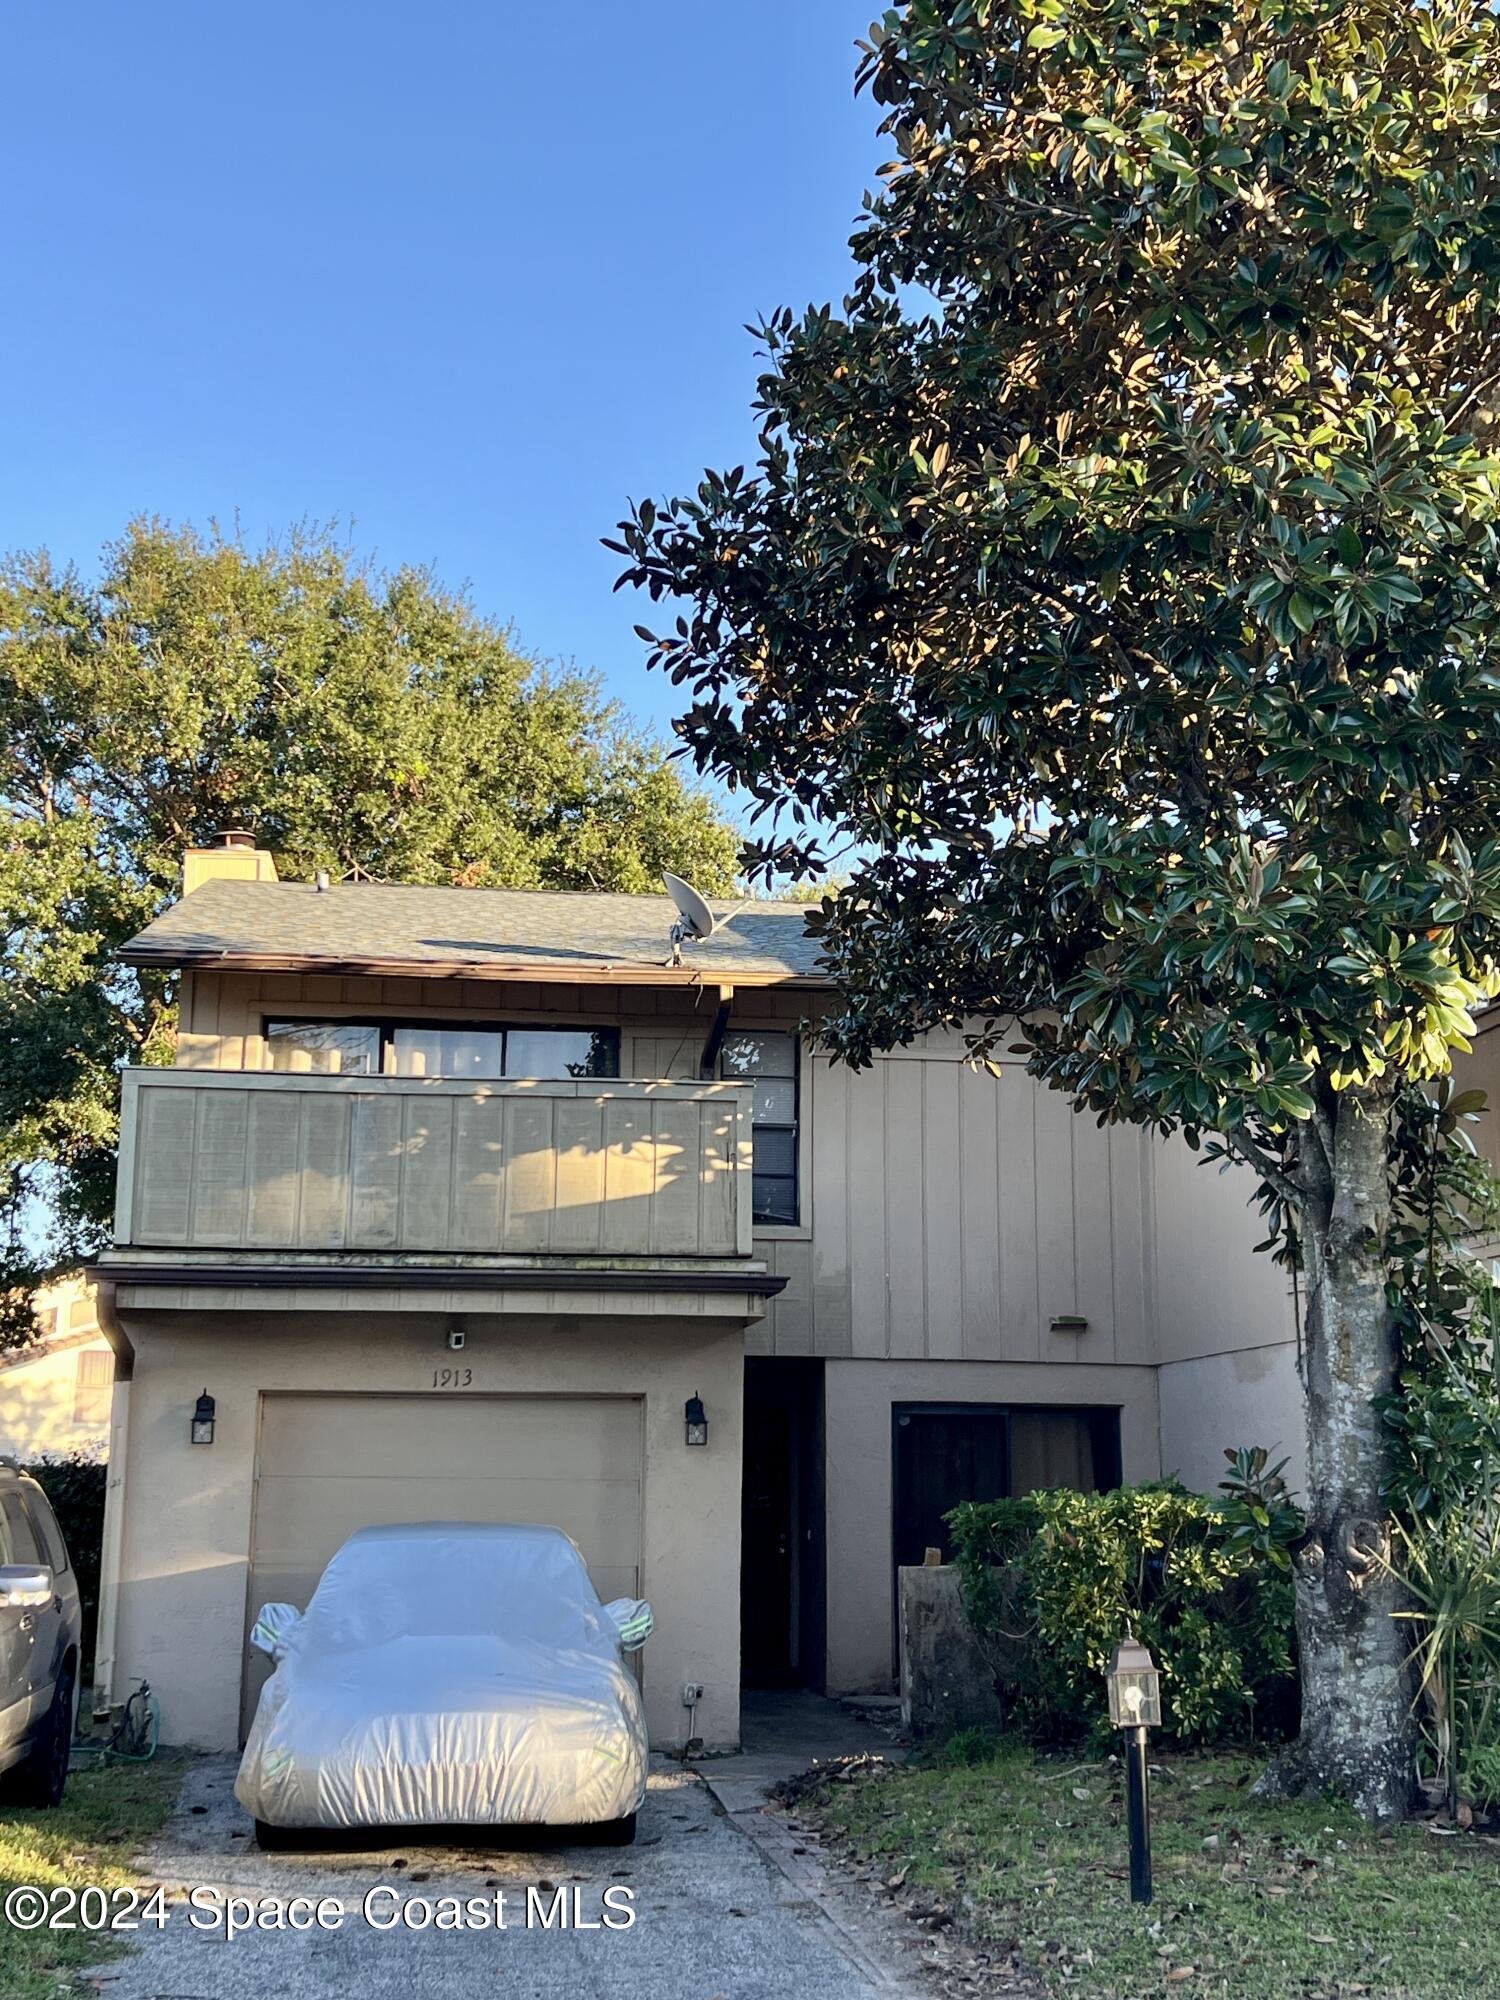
[24, 1450, 106, 1679]
[934, 1725, 1010, 1768]
[947, 1461, 1301, 1747]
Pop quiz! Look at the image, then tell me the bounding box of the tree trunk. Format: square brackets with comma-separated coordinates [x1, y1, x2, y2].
[1267, 1087, 1416, 1821]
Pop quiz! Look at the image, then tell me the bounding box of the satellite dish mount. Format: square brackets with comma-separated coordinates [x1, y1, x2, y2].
[662, 872, 718, 967]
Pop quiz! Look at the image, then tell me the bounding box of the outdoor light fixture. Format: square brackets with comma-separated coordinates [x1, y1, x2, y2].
[190, 1389, 216, 1446]
[1108, 1628, 1161, 1904]
[684, 1393, 708, 1447]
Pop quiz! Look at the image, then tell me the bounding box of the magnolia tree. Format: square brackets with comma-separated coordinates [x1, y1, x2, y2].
[615, 0, 1500, 1818]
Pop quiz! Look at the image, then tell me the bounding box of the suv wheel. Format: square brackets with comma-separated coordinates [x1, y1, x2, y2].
[6, 1659, 74, 1809]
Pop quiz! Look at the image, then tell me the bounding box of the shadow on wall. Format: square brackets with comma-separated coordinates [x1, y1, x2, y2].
[123, 1074, 748, 1257]
[1158, 1342, 1307, 1500]
[0, 1344, 113, 1462]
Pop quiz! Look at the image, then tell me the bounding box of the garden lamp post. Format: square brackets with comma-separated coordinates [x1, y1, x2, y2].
[1107, 1629, 1161, 1905]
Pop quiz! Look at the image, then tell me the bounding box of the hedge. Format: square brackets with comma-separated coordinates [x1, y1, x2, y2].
[946, 1473, 1301, 1746]
[23, 1450, 107, 1680]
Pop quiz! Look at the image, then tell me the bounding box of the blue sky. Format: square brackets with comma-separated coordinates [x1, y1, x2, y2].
[2, 2, 880, 759]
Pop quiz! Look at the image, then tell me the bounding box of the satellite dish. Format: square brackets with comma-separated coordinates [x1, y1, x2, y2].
[663, 871, 717, 942]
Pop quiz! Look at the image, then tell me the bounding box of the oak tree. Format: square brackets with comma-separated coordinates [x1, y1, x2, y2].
[1, 519, 739, 1323]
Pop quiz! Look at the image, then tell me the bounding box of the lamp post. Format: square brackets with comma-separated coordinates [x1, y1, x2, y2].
[1107, 1628, 1161, 1905]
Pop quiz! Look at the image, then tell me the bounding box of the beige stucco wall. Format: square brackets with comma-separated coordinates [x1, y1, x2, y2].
[0, 1337, 115, 1460]
[1149, 1137, 1297, 1364]
[107, 1309, 745, 1753]
[821, 1357, 1161, 1694]
[1, 1278, 114, 1460]
[1158, 1342, 1306, 1500]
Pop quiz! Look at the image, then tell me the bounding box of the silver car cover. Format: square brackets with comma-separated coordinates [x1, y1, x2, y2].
[235, 1522, 650, 1830]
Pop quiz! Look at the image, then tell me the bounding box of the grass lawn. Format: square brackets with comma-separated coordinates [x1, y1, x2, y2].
[797, 1743, 1500, 2000]
[0, 1757, 182, 2000]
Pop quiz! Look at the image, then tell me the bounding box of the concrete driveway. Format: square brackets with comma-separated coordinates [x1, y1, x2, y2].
[90, 1753, 906, 2000]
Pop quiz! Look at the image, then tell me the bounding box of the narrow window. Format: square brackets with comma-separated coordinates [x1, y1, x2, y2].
[73, 1348, 114, 1426]
[265, 1021, 379, 1074]
[391, 1026, 504, 1079]
[505, 1028, 618, 1079]
[263, 1021, 621, 1079]
[720, 1030, 799, 1225]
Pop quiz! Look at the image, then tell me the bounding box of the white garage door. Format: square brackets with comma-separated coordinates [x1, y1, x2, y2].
[243, 1393, 643, 1735]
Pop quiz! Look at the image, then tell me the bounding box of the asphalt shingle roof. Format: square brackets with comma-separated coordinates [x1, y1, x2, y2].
[118, 879, 829, 983]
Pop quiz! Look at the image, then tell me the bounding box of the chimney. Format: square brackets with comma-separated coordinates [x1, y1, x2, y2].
[181, 829, 279, 896]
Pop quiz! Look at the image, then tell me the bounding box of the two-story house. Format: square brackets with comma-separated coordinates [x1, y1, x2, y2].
[89, 833, 1308, 1753]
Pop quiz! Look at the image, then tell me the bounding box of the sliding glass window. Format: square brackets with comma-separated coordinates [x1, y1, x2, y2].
[264, 1021, 618, 1080]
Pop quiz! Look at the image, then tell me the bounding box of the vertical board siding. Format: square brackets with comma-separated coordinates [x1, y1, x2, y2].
[884, 1061, 927, 1360]
[808, 1058, 853, 1356]
[957, 1066, 1002, 1360]
[133, 1086, 199, 1245]
[922, 1062, 964, 1361]
[550, 1098, 607, 1253]
[146, 972, 1167, 1368]
[348, 1093, 403, 1247]
[124, 1075, 748, 1259]
[758, 1044, 1154, 1367]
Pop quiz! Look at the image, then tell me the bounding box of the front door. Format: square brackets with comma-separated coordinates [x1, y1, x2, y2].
[740, 1359, 825, 1689]
[741, 1403, 794, 1685]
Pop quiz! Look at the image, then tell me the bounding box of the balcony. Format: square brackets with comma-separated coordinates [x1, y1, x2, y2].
[104, 1069, 772, 1316]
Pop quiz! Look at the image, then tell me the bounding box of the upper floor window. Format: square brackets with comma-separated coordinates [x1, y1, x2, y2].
[265, 1021, 379, 1074]
[265, 1020, 618, 1080]
[72, 1348, 113, 1426]
[720, 1030, 799, 1226]
[391, 1026, 615, 1080]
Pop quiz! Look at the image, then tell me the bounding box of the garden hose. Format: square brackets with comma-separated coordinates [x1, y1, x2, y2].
[72, 1680, 160, 1766]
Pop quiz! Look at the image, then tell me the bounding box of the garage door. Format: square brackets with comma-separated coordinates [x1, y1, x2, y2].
[243, 1393, 643, 1735]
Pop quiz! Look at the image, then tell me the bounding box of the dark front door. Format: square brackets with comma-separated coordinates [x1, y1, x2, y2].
[892, 1404, 1011, 1573]
[742, 1403, 794, 1686]
[740, 1358, 826, 1689]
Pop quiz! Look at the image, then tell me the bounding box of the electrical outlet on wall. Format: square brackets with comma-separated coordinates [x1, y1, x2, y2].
[681, 1681, 705, 1706]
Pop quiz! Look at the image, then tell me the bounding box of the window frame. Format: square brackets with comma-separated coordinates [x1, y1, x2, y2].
[72, 1347, 114, 1428]
[0, 1490, 42, 1566]
[260, 1016, 622, 1081]
[719, 1027, 802, 1231]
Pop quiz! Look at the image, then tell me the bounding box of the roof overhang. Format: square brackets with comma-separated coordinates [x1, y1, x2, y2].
[117, 946, 829, 990]
[91, 1254, 786, 1328]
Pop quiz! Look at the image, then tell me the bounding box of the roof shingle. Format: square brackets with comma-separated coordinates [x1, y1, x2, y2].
[118, 879, 828, 984]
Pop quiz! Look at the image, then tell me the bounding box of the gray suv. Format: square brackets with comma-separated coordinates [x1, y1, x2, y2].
[0, 1461, 82, 1807]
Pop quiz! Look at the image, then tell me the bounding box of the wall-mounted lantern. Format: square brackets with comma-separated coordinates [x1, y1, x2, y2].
[191, 1389, 216, 1446]
[1107, 1627, 1160, 1904]
[684, 1394, 709, 1447]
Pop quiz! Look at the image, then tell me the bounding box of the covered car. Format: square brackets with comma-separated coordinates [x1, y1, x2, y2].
[235, 1521, 652, 1845]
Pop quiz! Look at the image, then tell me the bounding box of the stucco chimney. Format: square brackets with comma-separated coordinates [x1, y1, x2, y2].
[181, 829, 280, 896]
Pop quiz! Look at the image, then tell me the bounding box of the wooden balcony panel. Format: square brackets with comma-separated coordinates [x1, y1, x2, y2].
[114, 1070, 754, 1262]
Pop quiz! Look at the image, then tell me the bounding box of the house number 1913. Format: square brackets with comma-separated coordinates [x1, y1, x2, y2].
[431, 1366, 473, 1389]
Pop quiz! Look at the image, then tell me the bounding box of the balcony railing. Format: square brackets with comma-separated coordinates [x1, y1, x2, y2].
[113, 1069, 754, 1262]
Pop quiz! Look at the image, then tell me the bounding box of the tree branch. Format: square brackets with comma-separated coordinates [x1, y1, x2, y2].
[1223, 1120, 1302, 1209]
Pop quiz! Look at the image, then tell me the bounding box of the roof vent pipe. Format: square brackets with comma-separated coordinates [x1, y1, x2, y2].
[315, 870, 330, 893]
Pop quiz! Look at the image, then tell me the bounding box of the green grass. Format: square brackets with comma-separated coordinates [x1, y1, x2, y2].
[0, 1756, 181, 2000]
[800, 1744, 1500, 1999]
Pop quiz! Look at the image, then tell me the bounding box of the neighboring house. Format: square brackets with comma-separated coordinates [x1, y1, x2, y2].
[91, 834, 1313, 1753]
[0, 1275, 114, 1461]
